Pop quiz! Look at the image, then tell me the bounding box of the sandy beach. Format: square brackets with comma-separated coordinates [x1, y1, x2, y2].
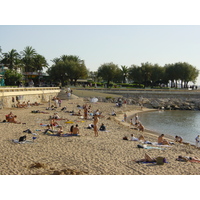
[1, 94, 200, 175]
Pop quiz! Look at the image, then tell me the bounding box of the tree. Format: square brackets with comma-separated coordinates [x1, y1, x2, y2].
[128, 64, 143, 83]
[4, 69, 23, 86]
[33, 54, 48, 71]
[121, 65, 129, 83]
[1, 49, 21, 70]
[97, 62, 120, 88]
[48, 55, 88, 86]
[21, 46, 37, 72]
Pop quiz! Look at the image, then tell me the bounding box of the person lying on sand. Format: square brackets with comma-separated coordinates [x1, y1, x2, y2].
[135, 153, 156, 163]
[158, 134, 169, 145]
[130, 134, 145, 141]
[176, 155, 200, 162]
[71, 109, 82, 116]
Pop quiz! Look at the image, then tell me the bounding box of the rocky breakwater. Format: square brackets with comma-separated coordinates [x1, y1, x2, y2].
[85, 96, 200, 111]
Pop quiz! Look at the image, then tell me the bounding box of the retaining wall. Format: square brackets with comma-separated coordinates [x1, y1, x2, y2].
[0, 87, 60, 108]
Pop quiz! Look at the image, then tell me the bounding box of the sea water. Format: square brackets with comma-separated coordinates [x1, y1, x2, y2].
[137, 110, 200, 145]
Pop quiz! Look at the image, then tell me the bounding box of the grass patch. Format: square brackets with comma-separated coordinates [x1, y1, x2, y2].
[72, 89, 122, 98]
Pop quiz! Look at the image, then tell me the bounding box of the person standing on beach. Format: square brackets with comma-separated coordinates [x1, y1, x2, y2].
[124, 113, 127, 122]
[195, 135, 200, 147]
[93, 114, 99, 137]
[84, 105, 88, 120]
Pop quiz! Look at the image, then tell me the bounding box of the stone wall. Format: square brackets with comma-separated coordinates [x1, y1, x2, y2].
[0, 87, 60, 108]
[84, 90, 200, 111]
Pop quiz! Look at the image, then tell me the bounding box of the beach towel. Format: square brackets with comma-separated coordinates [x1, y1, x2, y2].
[151, 142, 173, 147]
[137, 144, 165, 150]
[65, 121, 74, 124]
[12, 139, 35, 144]
[46, 133, 80, 137]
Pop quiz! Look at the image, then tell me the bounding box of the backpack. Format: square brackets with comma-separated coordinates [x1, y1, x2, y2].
[19, 135, 26, 142]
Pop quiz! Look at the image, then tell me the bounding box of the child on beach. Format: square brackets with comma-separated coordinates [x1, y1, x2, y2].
[195, 135, 200, 147]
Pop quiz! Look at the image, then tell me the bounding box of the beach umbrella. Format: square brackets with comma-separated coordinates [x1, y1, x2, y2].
[90, 97, 98, 103]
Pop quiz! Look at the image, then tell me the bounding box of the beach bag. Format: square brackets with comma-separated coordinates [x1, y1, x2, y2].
[19, 135, 26, 142]
[123, 136, 128, 140]
[156, 157, 165, 165]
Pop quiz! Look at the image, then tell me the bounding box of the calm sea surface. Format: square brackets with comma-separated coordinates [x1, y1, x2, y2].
[138, 110, 200, 145]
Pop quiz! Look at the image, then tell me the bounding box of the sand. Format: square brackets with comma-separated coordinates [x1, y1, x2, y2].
[0, 95, 200, 175]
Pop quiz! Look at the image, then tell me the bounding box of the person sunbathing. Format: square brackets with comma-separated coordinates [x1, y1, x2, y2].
[8, 115, 21, 124]
[52, 113, 60, 119]
[135, 153, 156, 163]
[72, 124, 79, 134]
[49, 119, 59, 130]
[175, 136, 183, 143]
[176, 156, 200, 162]
[99, 123, 106, 131]
[71, 110, 82, 116]
[6, 112, 14, 122]
[158, 134, 169, 145]
[57, 126, 64, 136]
[137, 122, 145, 132]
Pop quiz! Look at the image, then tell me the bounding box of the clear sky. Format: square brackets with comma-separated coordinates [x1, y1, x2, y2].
[1, 25, 200, 84]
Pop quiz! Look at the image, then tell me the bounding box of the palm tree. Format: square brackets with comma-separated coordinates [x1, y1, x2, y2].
[1, 49, 20, 70]
[21, 46, 37, 72]
[121, 65, 129, 83]
[33, 54, 48, 71]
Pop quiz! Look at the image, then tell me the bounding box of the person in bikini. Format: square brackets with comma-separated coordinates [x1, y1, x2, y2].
[93, 114, 99, 137]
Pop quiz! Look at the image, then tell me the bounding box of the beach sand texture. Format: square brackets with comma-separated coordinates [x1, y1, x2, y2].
[0, 94, 200, 175]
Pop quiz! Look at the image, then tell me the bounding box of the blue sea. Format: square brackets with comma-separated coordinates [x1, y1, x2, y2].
[137, 110, 200, 145]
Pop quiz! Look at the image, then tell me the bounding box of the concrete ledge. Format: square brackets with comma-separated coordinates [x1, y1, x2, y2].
[0, 87, 61, 108]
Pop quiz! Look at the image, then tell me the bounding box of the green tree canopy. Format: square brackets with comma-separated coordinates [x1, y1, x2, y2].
[48, 55, 88, 86]
[1, 49, 21, 70]
[97, 62, 120, 87]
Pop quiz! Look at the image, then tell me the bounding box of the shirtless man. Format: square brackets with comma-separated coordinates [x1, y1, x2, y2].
[93, 114, 99, 137]
[9, 115, 21, 124]
[158, 134, 169, 145]
[72, 124, 79, 135]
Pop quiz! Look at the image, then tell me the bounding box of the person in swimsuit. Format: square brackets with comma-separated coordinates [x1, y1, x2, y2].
[93, 114, 99, 137]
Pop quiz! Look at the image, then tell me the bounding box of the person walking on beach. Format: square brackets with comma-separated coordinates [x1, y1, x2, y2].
[93, 114, 99, 137]
[195, 135, 200, 147]
[124, 113, 127, 122]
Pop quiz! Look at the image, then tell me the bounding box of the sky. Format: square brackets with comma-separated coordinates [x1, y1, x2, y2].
[1, 25, 200, 84]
